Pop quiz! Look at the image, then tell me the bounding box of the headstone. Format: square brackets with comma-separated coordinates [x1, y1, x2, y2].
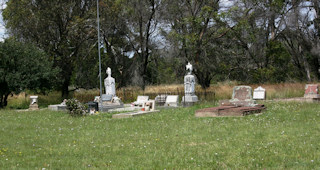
[304, 84, 320, 98]
[132, 96, 149, 107]
[29, 96, 39, 110]
[104, 67, 116, 96]
[165, 95, 179, 107]
[155, 94, 167, 106]
[182, 62, 198, 105]
[223, 86, 256, 107]
[253, 86, 266, 100]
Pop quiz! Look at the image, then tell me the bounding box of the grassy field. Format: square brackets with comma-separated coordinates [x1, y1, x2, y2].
[0, 101, 320, 169]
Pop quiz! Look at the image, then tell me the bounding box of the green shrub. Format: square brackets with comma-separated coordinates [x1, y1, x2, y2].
[65, 98, 88, 116]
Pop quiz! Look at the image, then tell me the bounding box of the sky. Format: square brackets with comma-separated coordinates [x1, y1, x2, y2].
[0, 0, 6, 41]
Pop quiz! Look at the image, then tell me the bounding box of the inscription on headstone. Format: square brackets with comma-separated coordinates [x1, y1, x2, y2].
[233, 86, 252, 101]
[304, 84, 320, 99]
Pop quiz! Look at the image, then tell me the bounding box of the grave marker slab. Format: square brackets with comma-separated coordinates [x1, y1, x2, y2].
[253, 86, 266, 100]
[165, 95, 179, 107]
[304, 84, 320, 99]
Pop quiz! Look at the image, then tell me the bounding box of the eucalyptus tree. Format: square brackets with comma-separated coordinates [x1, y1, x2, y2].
[161, 0, 232, 88]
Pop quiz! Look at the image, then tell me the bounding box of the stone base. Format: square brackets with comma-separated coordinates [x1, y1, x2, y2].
[29, 104, 39, 110]
[182, 95, 198, 102]
[195, 105, 265, 117]
[48, 104, 67, 111]
[304, 94, 320, 99]
[219, 99, 257, 107]
[112, 110, 160, 119]
[99, 103, 124, 112]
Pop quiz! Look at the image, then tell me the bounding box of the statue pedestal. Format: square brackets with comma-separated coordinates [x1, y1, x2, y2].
[182, 72, 198, 106]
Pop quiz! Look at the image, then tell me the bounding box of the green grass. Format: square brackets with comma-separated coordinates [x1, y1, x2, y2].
[0, 101, 320, 169]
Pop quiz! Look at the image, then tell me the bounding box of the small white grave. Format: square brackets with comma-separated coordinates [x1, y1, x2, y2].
[165, 95, 179, 107]
[132, 96, 149, 107]
[253, 86, 266, 100]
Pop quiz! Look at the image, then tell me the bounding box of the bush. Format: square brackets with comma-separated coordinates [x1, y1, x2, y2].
[65, 99, 88, 116]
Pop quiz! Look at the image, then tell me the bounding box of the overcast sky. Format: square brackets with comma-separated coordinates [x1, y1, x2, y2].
[0, 0, 6, 41]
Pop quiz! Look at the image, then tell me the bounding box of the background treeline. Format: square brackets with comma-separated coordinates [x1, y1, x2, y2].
[2, 0, 320, 97]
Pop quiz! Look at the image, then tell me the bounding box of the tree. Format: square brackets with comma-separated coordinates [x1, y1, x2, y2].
[162, 0, 227, 88]
[3, 0, 96, 97]
[120, 0, 161, 89]
[0, 39, 58, 108]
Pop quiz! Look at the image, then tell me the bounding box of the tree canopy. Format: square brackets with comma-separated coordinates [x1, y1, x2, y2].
[0, 39, 58, 108]
[2, 0, 320, 93]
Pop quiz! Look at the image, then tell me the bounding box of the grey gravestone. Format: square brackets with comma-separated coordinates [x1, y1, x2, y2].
[226, 86, 256, 107]
[253, 86, 266, 100]
[182, 62, 198, 105]
[101, 94, 112, 101]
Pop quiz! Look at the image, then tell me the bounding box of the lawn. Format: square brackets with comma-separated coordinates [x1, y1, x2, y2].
[0, 101, 319, 169]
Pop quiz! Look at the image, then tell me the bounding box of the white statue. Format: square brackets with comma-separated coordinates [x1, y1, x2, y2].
[186, 62, 193, 75]
[104, 67, 116, 96]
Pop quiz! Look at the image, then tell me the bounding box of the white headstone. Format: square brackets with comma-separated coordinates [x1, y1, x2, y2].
[104, 67, 116, 96]
[182, 62, 198, 103]
[165, 95, 179, 107]
[253, 86, 266, 100]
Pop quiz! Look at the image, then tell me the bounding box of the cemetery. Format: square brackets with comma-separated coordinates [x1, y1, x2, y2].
[1, 0, 320, 169]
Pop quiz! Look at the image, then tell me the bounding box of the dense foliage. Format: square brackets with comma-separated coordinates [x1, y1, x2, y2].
[65, 99, 88, 116]
[2, 0, 320, 92]
[0, 39, 58, 108]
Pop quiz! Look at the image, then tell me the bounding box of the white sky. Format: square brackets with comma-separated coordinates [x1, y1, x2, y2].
[0, 0, 6, 41]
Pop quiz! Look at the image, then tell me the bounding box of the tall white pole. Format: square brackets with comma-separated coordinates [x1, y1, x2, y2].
[97, 0, 102, 102]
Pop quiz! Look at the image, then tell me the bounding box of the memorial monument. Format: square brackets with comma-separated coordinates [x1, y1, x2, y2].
[99, 67, 123, 112]
[182, 62, 198, 106]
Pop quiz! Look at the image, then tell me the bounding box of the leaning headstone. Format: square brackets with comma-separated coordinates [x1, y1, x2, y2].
[29, 96, 39, 110]
[182, 62, 198, 106]
[253, 86, 266, 100]
[304, 84, 320, 99]
[104, 67, 116, 96]
[165, 95, 179, 107]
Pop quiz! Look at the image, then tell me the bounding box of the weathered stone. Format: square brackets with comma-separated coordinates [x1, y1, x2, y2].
[253, 86, 266, 100]
[112, 110, 160, 119]
[182, 62, 198, 105]
[304, 84, 320, 99]
[195, 105, 265, 117]
[229, 86, 256, 107]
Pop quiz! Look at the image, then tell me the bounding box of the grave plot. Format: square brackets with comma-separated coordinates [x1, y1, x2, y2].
[195, 86, 266, 117]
